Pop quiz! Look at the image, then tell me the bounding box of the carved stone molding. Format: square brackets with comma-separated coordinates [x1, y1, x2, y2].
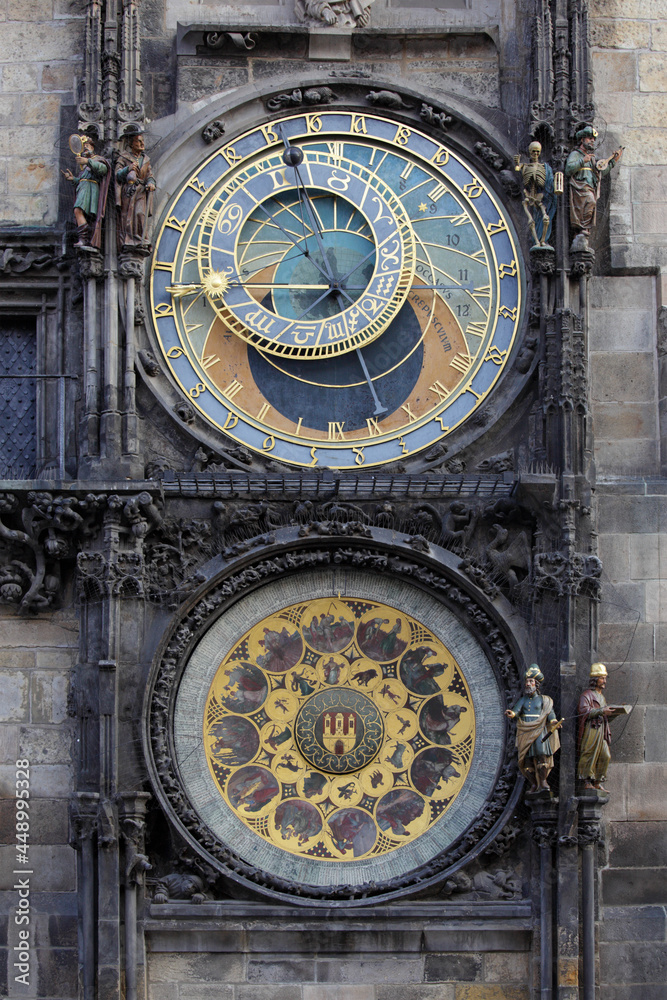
[533, 550, 601, 599]
[118, 792, 151, 885]
[0, 491, 108, 613]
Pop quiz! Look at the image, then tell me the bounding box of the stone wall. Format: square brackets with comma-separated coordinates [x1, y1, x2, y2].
[0, 608, 78, 998]
[0, 0, 83, 226]
[587, 5, 667, 985]
[596, 476, 667, 998]
[145, 907, 534, 1000]
[590, 0, 667, 274]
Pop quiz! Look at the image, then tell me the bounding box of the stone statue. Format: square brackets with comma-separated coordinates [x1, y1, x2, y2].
[577, 662, 631, 792]
[63, 134, 110, 250]
[505, 664, 563, 793]
[295, 0, 374, 27]
[115, 132, 156, 255]
[514, 141, 556, 247]
[565, 125, 623, 251]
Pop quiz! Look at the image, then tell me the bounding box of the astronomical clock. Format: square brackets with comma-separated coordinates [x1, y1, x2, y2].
[145, 95, 529, 904]
[148, 110, 524, 469]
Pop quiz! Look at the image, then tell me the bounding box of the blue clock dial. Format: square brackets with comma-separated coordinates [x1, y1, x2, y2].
[149, 112, 525, 469]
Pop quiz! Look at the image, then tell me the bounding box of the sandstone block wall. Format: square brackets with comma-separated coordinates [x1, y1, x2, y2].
[0, 0, 83, 227]
[0, 610, 78, 998]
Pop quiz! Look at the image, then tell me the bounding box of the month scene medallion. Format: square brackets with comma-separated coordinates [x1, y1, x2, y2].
[172, 572, 505, 887]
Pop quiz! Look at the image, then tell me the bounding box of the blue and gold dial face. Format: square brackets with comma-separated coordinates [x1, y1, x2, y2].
[150, 111, 524, 469]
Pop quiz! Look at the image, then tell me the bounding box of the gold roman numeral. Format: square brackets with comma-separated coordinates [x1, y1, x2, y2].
[223, 379, 243, 400]
[450, 351, 474, 375]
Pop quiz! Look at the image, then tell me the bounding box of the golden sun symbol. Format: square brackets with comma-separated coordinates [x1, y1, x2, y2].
[202, 270, 230, 299]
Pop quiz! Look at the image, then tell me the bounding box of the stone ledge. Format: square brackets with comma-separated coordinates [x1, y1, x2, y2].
[145, 902, 532, 955]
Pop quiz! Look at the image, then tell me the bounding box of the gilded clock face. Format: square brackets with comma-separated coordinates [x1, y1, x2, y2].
[172, 571, 505, 887]
[150, 111, 524, 468]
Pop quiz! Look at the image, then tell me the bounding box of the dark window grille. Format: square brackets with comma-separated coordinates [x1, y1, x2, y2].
[0, 318, 37, 477]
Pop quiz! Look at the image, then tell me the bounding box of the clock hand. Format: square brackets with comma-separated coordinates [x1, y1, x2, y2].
[328, 282, 388, 416]
[356, 347, 388, 416]
[282, 145, 335, 283]
[255, 200, 331, 282]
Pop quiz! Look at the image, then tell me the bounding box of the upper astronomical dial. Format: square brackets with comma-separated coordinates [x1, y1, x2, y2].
[198, 148, 416, 359]
[150, 111, 524, 469]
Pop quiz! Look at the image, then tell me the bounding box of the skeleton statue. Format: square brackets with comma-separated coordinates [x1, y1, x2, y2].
[514, 141, 556, 248]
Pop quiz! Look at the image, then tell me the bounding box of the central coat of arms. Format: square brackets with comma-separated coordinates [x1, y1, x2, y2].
[295, 688, 384, 774]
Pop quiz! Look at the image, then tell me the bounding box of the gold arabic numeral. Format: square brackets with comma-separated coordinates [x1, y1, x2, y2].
[485, 346, 508, 365]
[257, 402, 271, 422]
[434, 415, 449, 432]
[351, 114, 368, 134]
[399, 163, 414, 191]
[427, 181, 447, 205]
[499, 260, 517, 279]
[450, 350, 474, 375]
[155, 302, 175, 318]
[486, 219, 507, 236]
[366, 417, 382, 437]
[268, 168, 290, 191]
[327, 170, 351, 193]
[431, 147, 449, 167]
[395, 125, 412, 146]
[262, 434, 276, 452]
[465, 321, 487, 340]
[328, 421, 346, 441]
[166, 346, 184, 359]
[295, 416, 304, 437]
[188, 382, 206, 399]
[462, 181, 483, 199]
[328, 141, 344, 165]
[306, 114, 322, 134]
[260, 123, 279, 144]
[201, 354, 221, 370]
[222, 379, 244, 401]
[309, 446, 318, 466]
[429, 380, 450, 403]
[221, 146, 243, 166]
[398, 437, 408, 455]
[401, 403, 417, 423]
[165, 215, 186, 233]
[222, 411, 238, 431]
[499, 305, 518, 321]
[353, 446, 365, 466]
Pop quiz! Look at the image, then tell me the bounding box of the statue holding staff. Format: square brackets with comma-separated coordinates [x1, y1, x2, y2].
[62, 134, 110, 250]
[505, 664, 563, 793]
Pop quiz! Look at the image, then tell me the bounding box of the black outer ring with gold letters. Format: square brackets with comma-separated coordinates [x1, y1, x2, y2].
[149, 111, 525, 470]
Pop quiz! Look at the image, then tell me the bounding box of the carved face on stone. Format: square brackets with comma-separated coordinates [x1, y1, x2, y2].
[130, 135, 145, 154]
[524, 676, 537, 695]
[528, 141, 542, 162]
